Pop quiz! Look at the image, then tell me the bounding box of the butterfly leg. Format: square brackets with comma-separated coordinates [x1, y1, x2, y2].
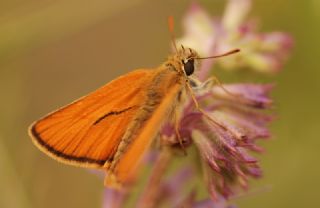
[205, 75, 242, 99]
[186, 81, 229, 131]
[190, 74, 242, 100]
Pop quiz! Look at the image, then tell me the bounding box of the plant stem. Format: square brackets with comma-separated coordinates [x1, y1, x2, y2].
[138, 147, 172, 208]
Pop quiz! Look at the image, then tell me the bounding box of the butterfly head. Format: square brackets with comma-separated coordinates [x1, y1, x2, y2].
[170, 46, 200, 77]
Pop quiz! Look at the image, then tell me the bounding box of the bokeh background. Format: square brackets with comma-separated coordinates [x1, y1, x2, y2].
[0, 0, 319, 207]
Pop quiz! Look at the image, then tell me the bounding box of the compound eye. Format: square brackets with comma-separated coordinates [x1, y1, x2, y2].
[183, 59, 194, 76]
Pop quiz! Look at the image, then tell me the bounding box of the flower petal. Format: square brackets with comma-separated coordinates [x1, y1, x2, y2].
[193, 130, 223, 172]
[223, 0, 252, 31]
[211, 84, 274, 108]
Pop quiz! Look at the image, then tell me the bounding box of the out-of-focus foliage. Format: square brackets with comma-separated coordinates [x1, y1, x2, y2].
[0, 0, 319, 208]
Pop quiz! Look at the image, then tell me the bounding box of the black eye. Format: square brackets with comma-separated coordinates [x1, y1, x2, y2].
[183, 59, 194, 76]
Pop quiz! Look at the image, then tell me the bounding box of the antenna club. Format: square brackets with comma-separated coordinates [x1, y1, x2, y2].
[233, 49, 240, 53]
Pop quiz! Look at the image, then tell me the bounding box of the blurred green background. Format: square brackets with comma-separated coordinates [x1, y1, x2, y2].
[0, 0, 319, 207]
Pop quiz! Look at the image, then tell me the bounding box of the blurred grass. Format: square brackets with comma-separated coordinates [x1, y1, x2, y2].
[0, 137, 31, 208]
[0, 0, 319, 207]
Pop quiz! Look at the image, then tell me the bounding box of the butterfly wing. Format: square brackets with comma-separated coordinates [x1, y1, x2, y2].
[29, 69, 155, 169]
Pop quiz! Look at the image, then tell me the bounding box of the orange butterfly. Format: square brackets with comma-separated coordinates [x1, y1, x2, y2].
[28, 17, 239, 188]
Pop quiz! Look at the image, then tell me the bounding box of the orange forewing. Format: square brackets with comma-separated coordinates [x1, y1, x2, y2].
[29, 69, 155, 168]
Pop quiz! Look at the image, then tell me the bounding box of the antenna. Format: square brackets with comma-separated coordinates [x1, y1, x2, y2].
[195, 49, 240, 60]
[168, 16, 178, 52]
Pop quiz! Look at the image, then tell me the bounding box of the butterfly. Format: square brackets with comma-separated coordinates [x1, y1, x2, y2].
[28, 17, 239, 188]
